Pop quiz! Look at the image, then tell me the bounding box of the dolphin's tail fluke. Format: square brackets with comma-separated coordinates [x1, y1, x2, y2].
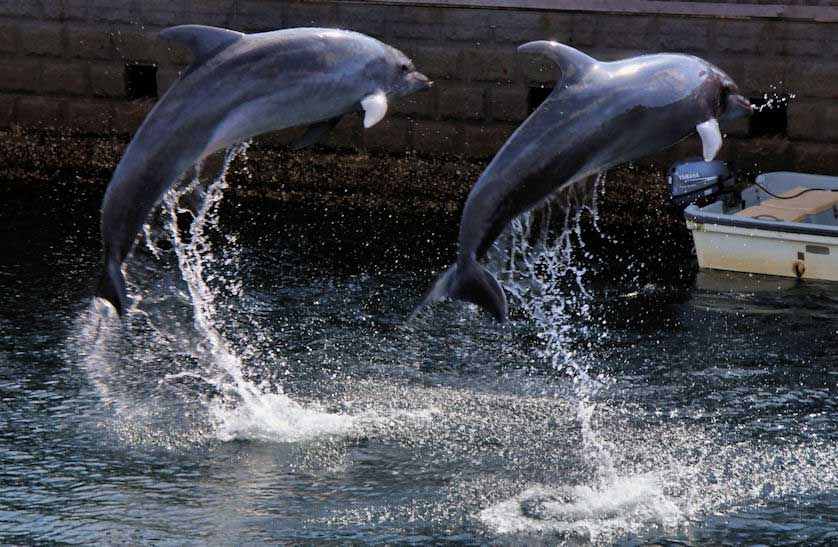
[96, 257, 128, 317]
[411, 259, 508, 322]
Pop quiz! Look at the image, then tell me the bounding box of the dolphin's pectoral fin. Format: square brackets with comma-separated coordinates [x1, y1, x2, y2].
[696, 118, 723, 162]
[289, 116, 344, 150]
[160, 25, 244, 64]
[518, 41, 597, 84]
[361, 91, 388, 128]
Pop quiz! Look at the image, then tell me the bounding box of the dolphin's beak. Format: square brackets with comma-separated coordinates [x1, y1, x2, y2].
[723, 93, 753, 121]
[410, 71, 433, 93]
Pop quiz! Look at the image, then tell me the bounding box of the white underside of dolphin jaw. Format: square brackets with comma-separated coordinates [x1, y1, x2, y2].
[361, 91, 388, 128]
[696, 118, 722, 162]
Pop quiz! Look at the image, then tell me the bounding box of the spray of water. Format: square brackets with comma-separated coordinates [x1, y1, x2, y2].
[753, 83, 795, 113]
[491, 175, 615, 480]
[75, 144, 355, 444]
[481, 174, 683, 540]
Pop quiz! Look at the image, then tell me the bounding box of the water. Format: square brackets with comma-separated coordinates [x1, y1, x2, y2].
[1, 157, 836, 545]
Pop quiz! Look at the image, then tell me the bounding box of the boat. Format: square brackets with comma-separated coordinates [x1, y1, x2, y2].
[669, 160, 838, 281]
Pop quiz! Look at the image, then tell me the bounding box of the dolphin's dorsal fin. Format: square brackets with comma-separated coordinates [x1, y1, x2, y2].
[160, 25, 244, 64]
[518, 41, 597, 83]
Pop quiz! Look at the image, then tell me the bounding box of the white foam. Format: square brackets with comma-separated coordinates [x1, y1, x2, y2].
[209, 387, 355, 443]
[479, 474, 682, 542]
[208, 385, 443, 443]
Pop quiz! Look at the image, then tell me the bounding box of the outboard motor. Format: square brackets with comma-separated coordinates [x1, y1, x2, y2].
[668, 159, 734, 208]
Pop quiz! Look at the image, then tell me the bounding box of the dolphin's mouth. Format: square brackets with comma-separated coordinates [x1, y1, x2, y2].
[410, 71, 433, 92]
[723, 93, 753, 120]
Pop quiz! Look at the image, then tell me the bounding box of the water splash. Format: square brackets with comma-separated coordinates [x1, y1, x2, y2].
[491, 175, 615, 481]
[479, 475, 681, 541]
[160, 143, 355, 442]
[75, 144, 354, 444]
[482, 174, 683, 537]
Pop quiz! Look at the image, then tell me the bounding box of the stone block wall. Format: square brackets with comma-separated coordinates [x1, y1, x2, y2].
[0, 0, 836, 170]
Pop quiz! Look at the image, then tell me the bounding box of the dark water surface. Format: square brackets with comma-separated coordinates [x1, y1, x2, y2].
[1, 174, 836, 546]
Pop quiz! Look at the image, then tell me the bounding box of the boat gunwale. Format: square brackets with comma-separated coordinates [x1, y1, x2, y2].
[685, 170, 838, 239]
[684, 207, 838, 238]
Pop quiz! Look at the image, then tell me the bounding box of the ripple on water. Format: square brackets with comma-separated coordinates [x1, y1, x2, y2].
[3, 168, 837, 545]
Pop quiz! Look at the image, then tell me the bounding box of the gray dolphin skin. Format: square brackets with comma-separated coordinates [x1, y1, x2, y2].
[97, 25, 431, 315]
[414, 41, 752, 322]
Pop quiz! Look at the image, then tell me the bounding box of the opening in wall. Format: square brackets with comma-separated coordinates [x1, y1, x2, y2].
[124, 63, 158, 99]
[748, 95, 788, 137]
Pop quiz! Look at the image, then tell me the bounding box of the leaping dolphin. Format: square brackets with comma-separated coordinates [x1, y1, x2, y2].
[413, 41, 752, 322]
[97, 25, 431, 315]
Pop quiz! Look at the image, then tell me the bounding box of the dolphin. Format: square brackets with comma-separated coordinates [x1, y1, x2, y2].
[97, 25, 431, 315]
[413, 41, 752, 322]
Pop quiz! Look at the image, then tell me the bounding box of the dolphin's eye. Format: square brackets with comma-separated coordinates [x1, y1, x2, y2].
[401, 63, 409, 72]
[719, 87, 730, 112]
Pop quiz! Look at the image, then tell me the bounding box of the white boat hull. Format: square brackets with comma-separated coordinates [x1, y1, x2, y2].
[687, 220, 838, 281]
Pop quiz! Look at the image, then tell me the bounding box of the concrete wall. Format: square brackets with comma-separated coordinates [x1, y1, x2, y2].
[1, 1, 837, 169]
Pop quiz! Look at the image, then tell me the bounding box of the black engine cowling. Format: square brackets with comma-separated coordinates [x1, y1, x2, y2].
[668, 159, 733, 208]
